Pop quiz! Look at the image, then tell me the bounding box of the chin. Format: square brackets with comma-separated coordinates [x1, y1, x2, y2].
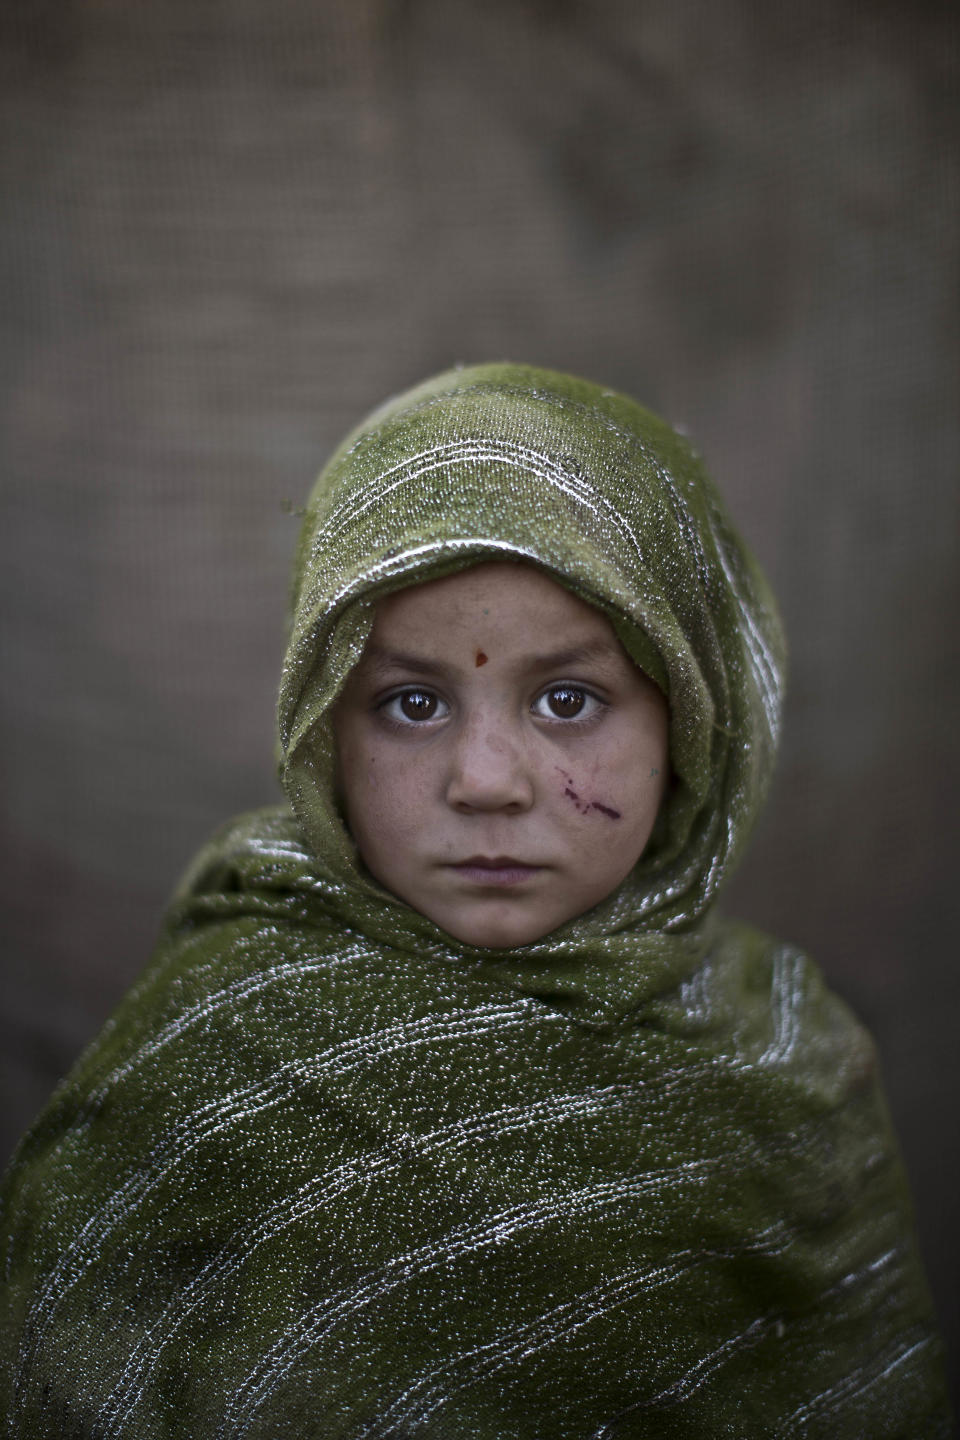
[435, 906, 559, 951]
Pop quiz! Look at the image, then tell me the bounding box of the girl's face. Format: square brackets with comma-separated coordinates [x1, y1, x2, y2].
[333, 562, 669, 948]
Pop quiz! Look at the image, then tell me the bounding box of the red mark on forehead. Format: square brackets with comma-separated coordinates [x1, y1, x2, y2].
[475, 650, 488, 667]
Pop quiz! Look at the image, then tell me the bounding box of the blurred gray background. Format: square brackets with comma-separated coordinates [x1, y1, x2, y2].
[2, 0, 957, 1401]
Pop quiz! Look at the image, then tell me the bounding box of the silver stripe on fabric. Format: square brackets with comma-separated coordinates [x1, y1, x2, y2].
[367, 1229, 789, 1438]
[310, 438, 651, 574]
[97, 1075, 713, 1436]
[14, 997, 541, 1427]
[218, 1151, 761, 1437]
[780, 1333, 936, 1434]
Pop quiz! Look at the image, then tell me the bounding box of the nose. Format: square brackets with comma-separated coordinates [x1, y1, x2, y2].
[445, 715, 535, 814]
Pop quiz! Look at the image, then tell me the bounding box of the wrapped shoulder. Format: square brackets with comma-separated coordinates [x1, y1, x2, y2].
[168, 803, 319, 907]
[655, 918, 877, 1087]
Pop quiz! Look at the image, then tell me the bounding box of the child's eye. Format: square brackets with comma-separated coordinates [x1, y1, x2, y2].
[381, 688, 449, 724]
[532, 686, 602, 721]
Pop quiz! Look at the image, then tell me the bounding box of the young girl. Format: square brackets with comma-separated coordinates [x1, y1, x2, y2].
[1, 365, 949, 1436]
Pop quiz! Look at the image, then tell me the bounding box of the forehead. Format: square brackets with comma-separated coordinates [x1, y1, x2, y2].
[371, 561, 616, 644]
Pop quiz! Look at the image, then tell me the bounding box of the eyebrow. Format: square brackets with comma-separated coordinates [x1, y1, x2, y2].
[525, 643, 624, 671]
[360, 640, 624, 677]
[360, 647, 451, 678]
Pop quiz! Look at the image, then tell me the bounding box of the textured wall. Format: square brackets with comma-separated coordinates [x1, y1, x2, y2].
[2, 0, 957, 1395]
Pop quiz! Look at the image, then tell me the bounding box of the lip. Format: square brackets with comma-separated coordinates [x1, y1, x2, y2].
[448, 857, 543, 887]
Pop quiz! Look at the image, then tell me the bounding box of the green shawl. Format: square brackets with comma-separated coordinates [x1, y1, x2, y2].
[1, 365, 949, 1437]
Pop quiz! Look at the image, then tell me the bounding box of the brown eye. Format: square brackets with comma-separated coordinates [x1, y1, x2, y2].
[545, 686, 586, 718]
[399, 689, 437, 721]
[383, 688, 447, 724]
[532, 686, 604, 722]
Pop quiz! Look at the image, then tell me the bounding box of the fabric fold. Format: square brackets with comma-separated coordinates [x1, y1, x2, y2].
[0, 365, 949, 1437]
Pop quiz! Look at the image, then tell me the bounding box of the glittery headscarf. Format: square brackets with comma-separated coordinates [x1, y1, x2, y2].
[1, 366, 949, 1438]
[278, 363, 786, 1018]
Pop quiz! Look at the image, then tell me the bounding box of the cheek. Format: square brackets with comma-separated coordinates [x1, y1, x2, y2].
[552, 732, 666, 846]
[618, 753, 668, 831]
[558, 735, 650, 810]
[342, 742, 431, 855]
[553, 765, 624, 821]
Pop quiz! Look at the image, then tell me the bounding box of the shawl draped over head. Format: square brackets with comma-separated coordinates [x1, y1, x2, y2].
[0, 365, 949, 1437]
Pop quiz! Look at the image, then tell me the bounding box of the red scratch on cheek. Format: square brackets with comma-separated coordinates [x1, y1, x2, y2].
[557, 768, 582, 803]
[475, 650, 488, 667]
[555, 766, 620, 819]
[590, 801, 622, 820]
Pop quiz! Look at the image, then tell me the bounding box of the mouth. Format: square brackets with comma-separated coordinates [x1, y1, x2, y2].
[448, 857, 543, 887]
